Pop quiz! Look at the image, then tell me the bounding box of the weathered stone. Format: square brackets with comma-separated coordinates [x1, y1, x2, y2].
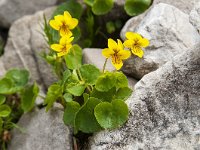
[121, 3, 200, 79]
[8, 108, 72, 150]
[190, 2, 200, 33]
[0, 59, 6, 77]
[87, 42, 200, 150]
[0, 0, 63, 28]
[1, 7, 57, 91]
[83, 48, 138, 87]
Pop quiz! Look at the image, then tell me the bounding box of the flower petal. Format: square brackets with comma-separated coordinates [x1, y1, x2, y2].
[64, 11, 72, 20]
[60, 36, 74, 45]
[60, 27, 72, 37]
[49, 20, 60, 30]
[102, 48, 114, 58]
[126, 32, 142, 41]
[111, 57, 123, 70]
[117, 39, 124, 51]
[57, 51, 68, 57]
[118, 50, 131, 60]
[139, 38, 149, 47]
[123, 40, 134, 48]
[108, 39, 118, 50]
[131, 47, 144, 58]
[54, 15, 64, 24]
[51, 44, 63, 52]
[68, 18, 78, 29]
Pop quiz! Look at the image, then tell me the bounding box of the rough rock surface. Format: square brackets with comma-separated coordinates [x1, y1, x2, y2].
[0, 0, 63, 28]
[8, 108, 72, 150]
[190, 2, 200, 33]
[1, 7, 57, 91]
[83, 48, 138, 87]
[120, 0, 199, 40]
[121, 3, 200, 79]
[0, 60, 6, 77]
[87, 41, 200, 150]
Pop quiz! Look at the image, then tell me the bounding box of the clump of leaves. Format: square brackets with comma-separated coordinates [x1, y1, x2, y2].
[0, 69, 39, 150]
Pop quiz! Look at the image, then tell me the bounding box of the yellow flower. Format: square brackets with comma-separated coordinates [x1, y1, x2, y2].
[123, 32, 149, 58]
[49, 11, 78, 36]
[102, 39, 131, 70]
[51, 33, 74, 57]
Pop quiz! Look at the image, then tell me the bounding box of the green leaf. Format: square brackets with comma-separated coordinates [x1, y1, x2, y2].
[94, 100, 128, 129]
[0, 95, 6, 105]
[6, 69, 29, 87]
[91, 87, 116, 102]
[52, 0, 83, 19]
[83, 93, 89, 103]
[63, 101, 80, 126]
[44, 84, 62, 112]
[63, 93, 73, 102]
[115, 72, 128, 88]
[106, 21, 116, 34]
[0, 78, 15, 94]
[65, 45, 82, 70]
[115, 87, 132, 101]
[80, 64, 101, 85]
[72, 27, 81, 43]
[21, 83, 39, 113]
[84, 0, 95, 6]
[95, 72, 116, 92]
[124, 0, 151, 16]
[62, 69, 72, 85]
[0, 117, 3, 133]
[0, 104, 11, 117]
[92, 0, 114, 15]
[67, 84, 86, 96]
[75, 97, 102, 133]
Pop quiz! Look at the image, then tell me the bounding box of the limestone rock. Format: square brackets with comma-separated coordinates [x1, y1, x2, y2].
[121, 3, 200, 79]
[1, 7, 57, 91]
[87, 41, 200, 150]
[8, 108, 72, 150]
[190, 2, 200, 32]
[0, 59, 6, 77]
[0, 0, 63, 28]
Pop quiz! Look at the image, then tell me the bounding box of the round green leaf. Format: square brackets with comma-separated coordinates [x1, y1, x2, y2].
[84, 0, 95, 6]
[21, 83, 39, 113]
[80, 64, 101, 85]
[0, 104, 11, 117]
[115, 72, 128, 88]
[106, 21, 116, 34]
[0, 78, 14, 94]
[124, 0, 151, 16]
[63, 101, 80, 126]
[75, 97, 102, 133]
[67, 84, 86, 96]
[95, 72, 116, 92]
[92, 0, 114, 15]
[63, 93, 73, 102]
[0, 95, 6, 105]
[115, 87, 132, 101]
[94, 100, 128, 129]
[6, 69, 29, 87]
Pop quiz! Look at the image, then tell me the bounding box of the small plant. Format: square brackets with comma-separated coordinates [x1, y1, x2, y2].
[43, 11, 149, 134]
[0, 69, 39, 150]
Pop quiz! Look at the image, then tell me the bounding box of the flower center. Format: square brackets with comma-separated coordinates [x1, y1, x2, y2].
[112, 54, 120, 64]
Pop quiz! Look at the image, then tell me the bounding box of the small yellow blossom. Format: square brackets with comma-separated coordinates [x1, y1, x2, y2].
[123, 32, 149, 58]
[51, 33, 74, 57]
[102, 39, 131, 70]
[49, 11, 78, 36]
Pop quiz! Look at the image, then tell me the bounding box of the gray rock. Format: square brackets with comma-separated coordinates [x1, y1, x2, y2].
[0, 59, 6, 77]
[190, 2, 200, 33]
[87, 41, 200, 150]
[121, 3, 200, 79]
[0, 0, 63, 28]
[121, 0, 199, 40]
[1, 7, 57, 91]
[8, 108, 72, 150]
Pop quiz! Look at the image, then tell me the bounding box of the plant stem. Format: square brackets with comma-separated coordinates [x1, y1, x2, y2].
[76, 69, 92, 92]
[102, 58, 108, 73]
